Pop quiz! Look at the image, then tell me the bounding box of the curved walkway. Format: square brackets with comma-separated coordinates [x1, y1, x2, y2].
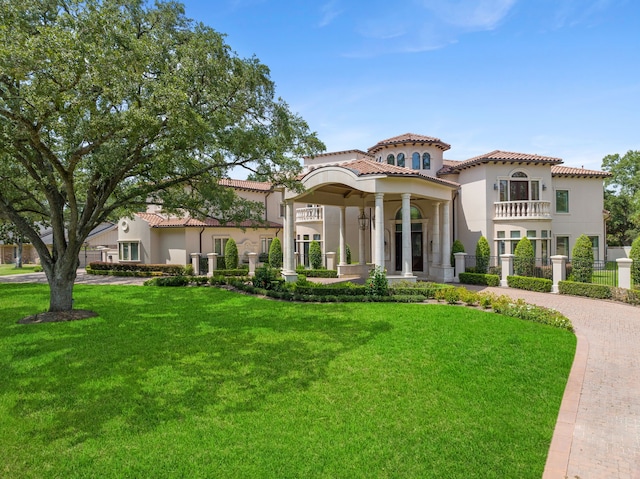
[469, 286, 640, 479]
[2, 273, 639, 477]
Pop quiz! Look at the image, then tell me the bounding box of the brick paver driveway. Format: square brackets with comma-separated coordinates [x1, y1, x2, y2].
[470, 286, 640, 479]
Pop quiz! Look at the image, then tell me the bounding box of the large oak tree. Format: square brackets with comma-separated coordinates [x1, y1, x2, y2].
[0, 0, 324, 312]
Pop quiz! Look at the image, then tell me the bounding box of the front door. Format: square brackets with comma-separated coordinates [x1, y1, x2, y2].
[395, 231, 423, 272]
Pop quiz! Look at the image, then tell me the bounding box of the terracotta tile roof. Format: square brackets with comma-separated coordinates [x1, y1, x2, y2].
[305, 149, 374, 159]
[451, 150, 563, 170]
[368, 133, 451, 154]
[551, 165, 611, 178]
[135, 212, 165, 226]
[218, 178, 273, 192]
[135, 213, 281, 228]
[303, 158, 459, 188]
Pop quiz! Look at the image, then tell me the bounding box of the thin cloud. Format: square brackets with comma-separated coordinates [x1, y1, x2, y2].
[318, 1, 344, 27]
[552, 0, 621, 28]
[347, 0, 517, 56]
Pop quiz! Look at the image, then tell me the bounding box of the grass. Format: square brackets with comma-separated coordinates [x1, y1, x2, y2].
[0, 284, 576, 478]
[0, 264, 41, 276]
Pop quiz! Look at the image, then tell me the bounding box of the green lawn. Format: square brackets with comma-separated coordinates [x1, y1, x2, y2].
[0, 284, 576, 478]
[0, 264, 41, 276]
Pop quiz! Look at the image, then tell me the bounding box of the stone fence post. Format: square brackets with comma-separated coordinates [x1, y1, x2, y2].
[617, 258, 633, 290]
[326, 252, 336, 271]
[454, 252, 467, 283]
[551, 255, 567, 294]
[207, 253, 218, 277]
[190, 253, 201, 276]
[500, 254, 514, 287]
[248, 252, 258, 277]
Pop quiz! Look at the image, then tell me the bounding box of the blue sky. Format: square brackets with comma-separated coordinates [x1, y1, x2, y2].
[181, 0, 639, 172]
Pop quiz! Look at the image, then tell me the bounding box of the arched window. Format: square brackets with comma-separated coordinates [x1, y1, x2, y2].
[422, 152, 431, 169]
[412, 152, 420, 169]
[397, 153, 405, 167]
[395, 206, 422, 220]
[387, 154, 395, 165]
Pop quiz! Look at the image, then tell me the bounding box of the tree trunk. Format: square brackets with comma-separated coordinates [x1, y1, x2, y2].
[16, 239, 23, 268]
[46, 256, 80, 312]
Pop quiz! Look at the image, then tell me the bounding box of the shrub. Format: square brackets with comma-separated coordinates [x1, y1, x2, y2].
[630, 236, 640, 286]
[514, 237, 535, 277]
[143, 276, 190, 287]
[269, 237, 283, 268]
[365, 266, 388, 297]
[309, 240, 323, 269]
[451, 239, 465, 266]
[258, 252, 269, 263]
[507, 275, 552, 293]
[33, 265, 43, 272]
[458, 272, 500, 287]
[225, 238, 239, 270]
[571, 234, 594, 283]
[336, 244, 352, 264]
[184, 264, 195, 276]
[252, 265, 281, 289]
[558, 280, 612, 299]
[475, 236, 490, 274]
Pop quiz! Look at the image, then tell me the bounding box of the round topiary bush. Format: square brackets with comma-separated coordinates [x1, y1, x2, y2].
[269, 237, 283, 268]
[309, 240, 323, 269]
[225, 238, 239, 269]
[451, 239, 465, 267]
[475, 236, 490, 274]
[514, 237, 534, 277]
[571, 234, 594, 283]
[629, 236, 640, 286]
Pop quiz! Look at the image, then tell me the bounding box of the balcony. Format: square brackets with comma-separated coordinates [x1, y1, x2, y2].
[494, 200, 551, 220]
[296, 206, 323, 222]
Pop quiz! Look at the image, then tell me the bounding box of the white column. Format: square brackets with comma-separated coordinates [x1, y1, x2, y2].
[375, 193, 385, 268]
[441, 200, 451, 267]
[339, 206, 346, 266]
[551, 255, 567, 293]
[501, 254, 514, 287]
[283, 200, 297, 281]
[401, 193, 412, 277]
[432, 202, 441, 265]
[358, 207, 366, 265]
[248, 252, 258, 276]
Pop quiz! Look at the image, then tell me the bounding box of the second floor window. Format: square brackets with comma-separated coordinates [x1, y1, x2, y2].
[499, 172, 540, 201]
[556, 190, 569, 213]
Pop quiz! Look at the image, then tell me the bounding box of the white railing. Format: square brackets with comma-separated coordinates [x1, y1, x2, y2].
[296, 206, 323, 222]
[494, 201, 551, 219]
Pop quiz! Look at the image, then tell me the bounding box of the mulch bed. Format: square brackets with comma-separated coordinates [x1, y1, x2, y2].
[18, 309, 98, 324]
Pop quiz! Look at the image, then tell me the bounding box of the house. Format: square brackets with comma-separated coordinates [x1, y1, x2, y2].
[116, 180, 284, 267]
[117, 133, 610, 282]
[1, 222, 118, 267]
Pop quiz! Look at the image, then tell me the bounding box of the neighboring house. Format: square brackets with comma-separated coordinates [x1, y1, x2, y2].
[118, 133, 610, 283]
[0, 222, 118, 266]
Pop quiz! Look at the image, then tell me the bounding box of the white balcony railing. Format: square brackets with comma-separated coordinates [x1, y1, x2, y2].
[494, 200, 551, 219]
[296, 206, 323, 222]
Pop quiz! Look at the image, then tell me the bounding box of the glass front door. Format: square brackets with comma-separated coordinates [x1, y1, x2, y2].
[395, 231, 424, 272]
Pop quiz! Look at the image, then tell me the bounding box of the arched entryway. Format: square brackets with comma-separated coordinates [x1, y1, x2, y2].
[394, 206, 425, 272]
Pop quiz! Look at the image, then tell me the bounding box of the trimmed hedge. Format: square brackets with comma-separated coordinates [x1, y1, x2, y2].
[558, 280, 612, 300]
[295, 268, 338, 278]
[507, 275, 552, 293]
[211, 268, 249, 277]
[88, 261, 184, 275]
[459, 272, 500, 287]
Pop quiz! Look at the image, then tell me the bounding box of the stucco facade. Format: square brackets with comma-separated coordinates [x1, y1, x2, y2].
[117, 133, 609, 282]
